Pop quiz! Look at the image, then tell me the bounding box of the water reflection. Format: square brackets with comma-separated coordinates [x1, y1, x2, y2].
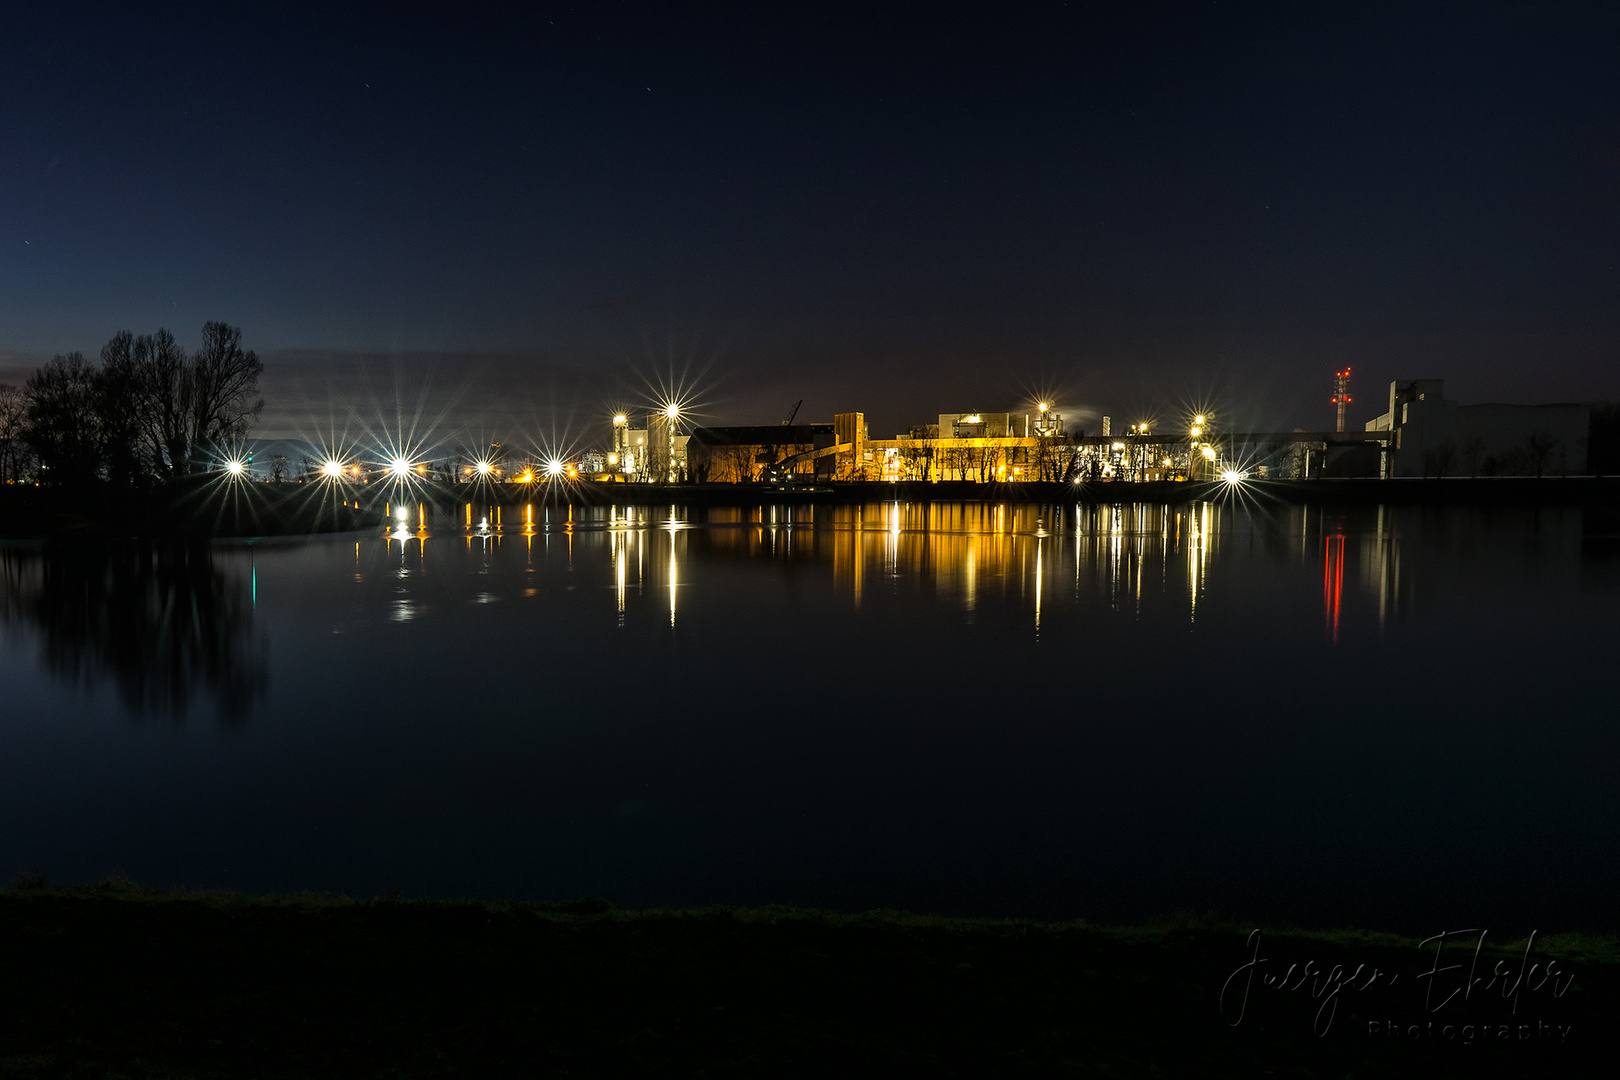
[5, 500, 1614, 929]
[0, 543, 268, 723]
[467, 500, 1604, 647]
[1324, 529, 1347, 644]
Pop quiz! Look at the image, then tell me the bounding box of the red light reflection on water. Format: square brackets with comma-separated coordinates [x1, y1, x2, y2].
[1323, 532, 1346, 644]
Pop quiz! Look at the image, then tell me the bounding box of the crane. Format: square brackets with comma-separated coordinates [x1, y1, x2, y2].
[782, 400, 802, 426]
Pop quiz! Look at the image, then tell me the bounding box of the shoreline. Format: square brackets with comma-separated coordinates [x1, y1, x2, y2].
[3, 475, 1618, 540]
[0, 480, 388, 540]
[533, 475, 1620, 508]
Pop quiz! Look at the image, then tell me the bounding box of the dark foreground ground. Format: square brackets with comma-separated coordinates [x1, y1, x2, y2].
[1, 885, 1613, 1078]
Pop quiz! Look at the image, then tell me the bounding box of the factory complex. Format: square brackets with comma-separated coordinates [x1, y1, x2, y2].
[583, 378, 1590, 485]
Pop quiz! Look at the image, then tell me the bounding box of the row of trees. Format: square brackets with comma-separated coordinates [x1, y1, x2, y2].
[1419, 435, 1571, 479]
[0, 322, 264, 487]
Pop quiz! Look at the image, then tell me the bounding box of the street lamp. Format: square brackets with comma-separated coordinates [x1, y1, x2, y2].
[662, 404, 680, 482]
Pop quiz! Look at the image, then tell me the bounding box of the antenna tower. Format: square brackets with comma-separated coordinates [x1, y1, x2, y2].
[1331, 368, 1352, 433]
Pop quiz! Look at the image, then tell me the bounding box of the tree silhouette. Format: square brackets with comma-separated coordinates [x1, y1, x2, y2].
[186, 321, 264, 472]
[0, 383, 35, 483]
[1525, 432, 1560, 479]
[22, 352, 103, 485]
[18, 322, 264, 485]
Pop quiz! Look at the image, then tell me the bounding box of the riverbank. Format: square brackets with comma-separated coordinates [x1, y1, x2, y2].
[446, 475, 1620, 508]
[4, 475, 1616, 540]
[1, 883, 1612, 1077]
[0, 481, 386, 539]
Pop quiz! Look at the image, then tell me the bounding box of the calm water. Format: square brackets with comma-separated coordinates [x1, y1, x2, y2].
[2, 499, 1616, 932]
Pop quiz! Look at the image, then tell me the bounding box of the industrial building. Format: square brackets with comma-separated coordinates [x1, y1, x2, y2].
[580, 378, 1595, 484]
[1365, 380, 1589, 477]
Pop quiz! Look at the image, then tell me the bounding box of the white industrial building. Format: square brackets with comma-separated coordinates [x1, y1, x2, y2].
[1365, 380, 1589, 477]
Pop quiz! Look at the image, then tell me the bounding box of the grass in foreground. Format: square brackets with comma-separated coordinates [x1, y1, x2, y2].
[1, 879, 1613, 1078]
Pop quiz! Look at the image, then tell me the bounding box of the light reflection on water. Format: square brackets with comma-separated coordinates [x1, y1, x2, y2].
[356, 498, 1545, 643]
[0, 500, 1615, 931]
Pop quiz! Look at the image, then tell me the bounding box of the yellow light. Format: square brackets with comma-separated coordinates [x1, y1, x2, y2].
[547, 459, 564, 477]
[663, 404, 679, 419]
[1190, 425, 1202, 437]
[1202, 447, 1217, 461]
[607, 453, 617, 464]
[476, 461, 493, 475]
[395, 507, 408, 521]
[613, 414, 628, 424]
[1222, 469, 1242, 483]
[1038, 402, 1049, 412]
[1194, 415, 1205, 425]
[321, 460, 343, 478]
[1111, 442, 1124, 450]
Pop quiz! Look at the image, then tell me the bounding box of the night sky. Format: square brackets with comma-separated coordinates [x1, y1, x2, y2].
[3, 2, 1617, 444]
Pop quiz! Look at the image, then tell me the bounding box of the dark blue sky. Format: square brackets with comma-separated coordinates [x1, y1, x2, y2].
[3, 2, 1617, 441]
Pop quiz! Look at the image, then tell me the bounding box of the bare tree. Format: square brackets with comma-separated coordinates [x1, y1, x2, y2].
[186, 321, 264, 472]
[939, 445, 970, 481]
[833, 452, 866, 482]
[718, 444, 756, 483]
[1033, 436, 1069, 481]
[901, 441, 933, 481]
[1424, 439, 1457, 479]
[95, 331, 152, 486]
[23, 353, 103, 485]
[0, 384, 36, 484]
[95, 328, 193, 480]
[972, 445, 995, 482]
[17, 322, 263, 487]
[118, 323, 263, 478]
[1526, 432, 1559, 479]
